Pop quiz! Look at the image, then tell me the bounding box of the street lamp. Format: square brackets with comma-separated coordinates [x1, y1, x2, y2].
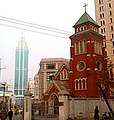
[1, 82, 6, 103]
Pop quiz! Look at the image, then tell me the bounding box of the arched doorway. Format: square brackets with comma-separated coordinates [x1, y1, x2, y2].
[48, 93, 59, 115]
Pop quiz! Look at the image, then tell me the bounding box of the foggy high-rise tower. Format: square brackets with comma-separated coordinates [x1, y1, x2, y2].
[14, 34, 29, 97]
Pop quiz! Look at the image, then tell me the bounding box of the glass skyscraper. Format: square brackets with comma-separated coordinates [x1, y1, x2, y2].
[14, 35, 29, 96]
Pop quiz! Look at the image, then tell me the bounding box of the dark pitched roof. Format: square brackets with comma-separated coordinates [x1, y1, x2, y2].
[73, 12, 98, 27]
[44, 81, 70, 95]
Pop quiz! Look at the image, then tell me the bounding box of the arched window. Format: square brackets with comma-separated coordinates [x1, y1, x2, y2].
[75, 78, 87, 90]
[83, 79, 86, 89]
[60, 70, 69, 80]
[84, 26, 87, 30]
[94, 41, 102, 54]
[60, 72, 63, 80]
[75, 40, 87, 55]
[77, 28, 80, 32]
[81, 27, 83, 31]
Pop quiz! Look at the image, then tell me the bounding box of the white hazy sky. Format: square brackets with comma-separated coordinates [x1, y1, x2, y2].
[0, 0, 95, 85]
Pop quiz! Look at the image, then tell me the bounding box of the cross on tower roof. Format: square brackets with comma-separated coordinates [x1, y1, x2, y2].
[83, 3, 88, 12]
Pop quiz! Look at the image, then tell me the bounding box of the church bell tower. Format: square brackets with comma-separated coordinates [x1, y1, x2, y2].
[69, 10, 108, 98]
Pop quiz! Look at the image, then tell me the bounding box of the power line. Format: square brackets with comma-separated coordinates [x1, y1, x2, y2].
[0, 23, 68, 39]
[0, 15, 72, 34]
[0, 18, 70, 35]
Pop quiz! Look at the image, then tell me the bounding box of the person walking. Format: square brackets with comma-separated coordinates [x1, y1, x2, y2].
[0, 107, 8, 120]
[94, 106, 99, 120]
[8, 109, 13, 120]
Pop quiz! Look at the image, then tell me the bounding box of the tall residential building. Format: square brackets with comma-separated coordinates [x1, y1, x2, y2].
[94, 0, 114, 62]
[14, 35, 29, 98]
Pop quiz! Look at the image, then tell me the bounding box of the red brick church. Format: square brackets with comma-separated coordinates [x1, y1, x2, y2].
[40, 11, 114, 119]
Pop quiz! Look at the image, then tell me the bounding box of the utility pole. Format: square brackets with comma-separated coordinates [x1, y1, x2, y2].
[1, 82, 6, 103]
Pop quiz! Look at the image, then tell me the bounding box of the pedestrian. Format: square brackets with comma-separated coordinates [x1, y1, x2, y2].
[94, 106, 99, 120]
[0, 107, 8, 120]
[8, 109, 13, 120]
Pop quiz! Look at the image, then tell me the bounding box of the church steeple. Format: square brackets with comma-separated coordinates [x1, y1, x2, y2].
[69, 6, 107, 98]
[71, 11, 100, 35]
[73, 12, 98, 27]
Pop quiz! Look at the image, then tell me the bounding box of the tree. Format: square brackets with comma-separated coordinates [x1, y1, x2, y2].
[97, 61, 114, 118]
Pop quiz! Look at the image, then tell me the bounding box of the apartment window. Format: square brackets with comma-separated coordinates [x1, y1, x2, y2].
[75, 40, 87, 55]
[99, 0, 104, 4]
[103, 20, 105, 25]
[100, 7, 102, 11]
[113, 50, 114, 55]
[109, 3, 112, 8]
[99, 0, 101, 4]
[101, 28, 106, 33]
[111, 26, 113, 31]
[102, 13, 105, 18]
[110, 18, 113, 23]
[100, 13, 105, 19]
[46, 63, 55, 69]
[101, 29, 103, 33]
[100, 14, 102, 18]
[47, 72, 55, 80]
[99, 6, 104, 11]
[101, 20, 105, 26]
[75, 78, 87, 90]
[103, 28, 106, 32]
[112, 34, 114, 39]
[100, 21, 102, 26]
[112, 41, 114, 46]
[109, 11, 112, 16]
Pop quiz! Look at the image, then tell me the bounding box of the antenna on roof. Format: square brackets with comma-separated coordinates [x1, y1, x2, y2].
[21, 32, 25, 41]
[83, 3, 88, 12]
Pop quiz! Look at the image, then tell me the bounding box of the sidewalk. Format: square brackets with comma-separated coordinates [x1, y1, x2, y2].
[33, 115, 58, 120]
